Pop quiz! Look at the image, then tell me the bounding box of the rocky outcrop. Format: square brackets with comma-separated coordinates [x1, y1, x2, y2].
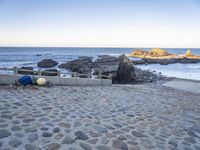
[128, 48, 169, 58]
[58, 56, 92, 74]
[114, 55, 135, 84]
[148, 48, 169, 57]
[92, 55, 119, 75]
[133, 58, 200, 65]
[37, 59, 58, 68]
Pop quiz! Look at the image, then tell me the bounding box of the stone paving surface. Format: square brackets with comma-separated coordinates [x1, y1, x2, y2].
[0, 84, 200, 150]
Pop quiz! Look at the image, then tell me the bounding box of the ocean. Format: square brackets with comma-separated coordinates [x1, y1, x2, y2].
[0, 47, 200, 80]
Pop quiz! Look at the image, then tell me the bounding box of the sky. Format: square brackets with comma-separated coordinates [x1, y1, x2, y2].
[0, 0, 200, 48]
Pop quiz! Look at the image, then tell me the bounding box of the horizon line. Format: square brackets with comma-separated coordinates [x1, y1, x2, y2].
[0, 45, 200, 49]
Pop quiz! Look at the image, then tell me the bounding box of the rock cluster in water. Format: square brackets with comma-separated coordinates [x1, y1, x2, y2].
[17, 55, 171, 84]
[128, 48, 200, 65]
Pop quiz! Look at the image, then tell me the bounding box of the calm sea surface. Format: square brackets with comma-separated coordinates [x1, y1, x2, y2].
[0, 47, 200, 80]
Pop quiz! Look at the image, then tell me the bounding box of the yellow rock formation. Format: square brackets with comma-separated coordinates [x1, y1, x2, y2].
[149, 48, 169, 57]
[185, 49, 193, 57]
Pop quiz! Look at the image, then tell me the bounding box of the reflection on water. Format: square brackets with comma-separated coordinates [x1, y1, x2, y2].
[137, 63, 200, 80]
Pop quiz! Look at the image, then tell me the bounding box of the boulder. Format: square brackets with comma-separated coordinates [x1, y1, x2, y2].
[128, 49, 148, 57]
[114, 55, 135, 84]
[58, 57, 92, 74]
[93, 55, 119, 76]
[148, 48, 169, 57]
[37, 59, 58, 68]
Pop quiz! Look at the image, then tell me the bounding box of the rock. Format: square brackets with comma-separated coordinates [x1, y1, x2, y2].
[113, 140, 128, 150]
[140, 139, 155, 149]
[37, 59, 58, 68]
[42, 69, 58, 76]
[96, 145, 111, 150]
[131, 130, 147, 138]
[53, 127, 60, 133]
[93, 55, 119, 76]
[59, 56, 92, 74]
[0, 141, 3, 147]
[9, 138, 22, 148]
[0, 130, 11, 139]
[168, 140, 178, 147]
[114, 55, 135, 84]
[185, 49, 193, 57]
[18, 67, 37, 75]
[45, 143, 61, 150]
[101, 136, 109, 144]
[11, 126, 22, 131]
[87, 138, 98, 144]
[25, 144, 38, 150]
[63, 136, 74, 144]
[79, 141, 93, 150]
[24, 126, 37, 133]
[1, 114, 13, 119]
[75, 131, 89, 140]
[23, 118, 36, 123]
[42, 132, 53, 137]
[149, 48, 169, 57]
[28, 133, 39, 142]
[58, 122, 71, 128]
[128, 48, 169, 58]
[41, 127, 49, 131]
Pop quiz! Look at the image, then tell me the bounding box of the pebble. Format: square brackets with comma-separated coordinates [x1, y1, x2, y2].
[25, 144, 38, 150]
[63, 136, 74, 144]
[113, 140, 128, 150]
[11, 126, 22, 131]
[23, 118, 36, 123]
[45, 143, 61, 150]
[96, 145, 111, 150]
[24, 126, 37, 133]
[131, 130, 147, 138]
[58, 122, 71, 128]
[9, 138, 22, 148]
[0, 130, 11, 139]
[28, 133, 39, 142]
[79, 141, 93, 150]
[75, 131, 89, 140]
[1, 114, 13, 120]
[87, 138, 98, 144]
[42, 132, 53, 137]
[53, 127, 60, 133]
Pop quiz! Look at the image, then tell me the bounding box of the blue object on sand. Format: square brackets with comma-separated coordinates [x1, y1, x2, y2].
[18, 76, 32, 86]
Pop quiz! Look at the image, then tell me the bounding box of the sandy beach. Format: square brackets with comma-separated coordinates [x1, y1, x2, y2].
[0, 83, 200, 150]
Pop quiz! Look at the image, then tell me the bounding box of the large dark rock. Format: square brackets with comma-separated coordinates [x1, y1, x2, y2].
[18, 67, 37, 75]
[114, 55, 135, 84]
[37, 59, 58, 68]
[59, 56, 92, 74]
[93, 55, 119, 76]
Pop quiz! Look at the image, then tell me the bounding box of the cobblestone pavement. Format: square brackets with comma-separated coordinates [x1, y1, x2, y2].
[0, 84, 200, 150]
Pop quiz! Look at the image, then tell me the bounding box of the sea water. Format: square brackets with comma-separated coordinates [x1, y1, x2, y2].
[0, 47, 200, 80]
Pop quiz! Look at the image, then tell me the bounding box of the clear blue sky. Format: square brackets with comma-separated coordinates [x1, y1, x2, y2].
[0, 0, 200, 47]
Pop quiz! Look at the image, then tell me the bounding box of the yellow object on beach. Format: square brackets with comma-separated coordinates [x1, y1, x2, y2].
[36, 78, 47, 86]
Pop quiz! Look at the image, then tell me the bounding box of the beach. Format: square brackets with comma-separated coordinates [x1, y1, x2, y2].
[1, 47, 200, 81]
[0, 83, 200, 149]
